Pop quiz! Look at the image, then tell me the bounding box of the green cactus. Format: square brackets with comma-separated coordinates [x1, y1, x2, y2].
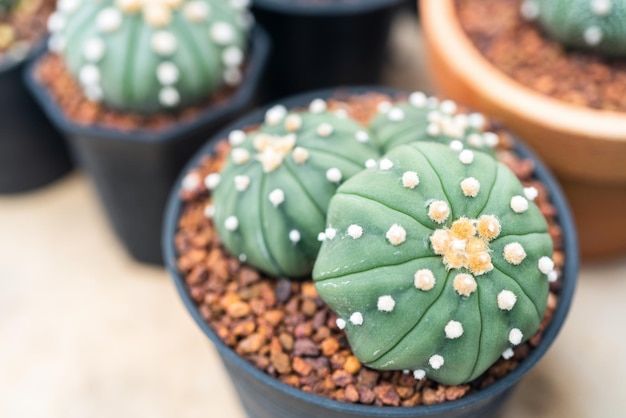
[210, 99, 381, 279]
[46, 0, 251, 113]
[0, 0, 17, 13]
[369, 92, 499, 154]
[313, 141, 555, 385]
[521, 0, 626, 56]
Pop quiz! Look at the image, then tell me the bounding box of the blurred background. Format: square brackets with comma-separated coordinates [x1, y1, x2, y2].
[1, 5, 626, 418]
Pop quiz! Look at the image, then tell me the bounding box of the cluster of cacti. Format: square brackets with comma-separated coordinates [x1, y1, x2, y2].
[47, 0, 251, 113]
[312, 141, 555, 385]
[521, 0, 626, 57]
[369, 92, 499, 154]
[208, 99, 380, 278]
[202, 93, 556, 384]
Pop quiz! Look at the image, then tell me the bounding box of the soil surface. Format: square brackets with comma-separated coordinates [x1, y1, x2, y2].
[456, 0, 626, 112]
[0, 0, 54, 64]
[174, 94, 565, 407]
[33, 53, 238, 132]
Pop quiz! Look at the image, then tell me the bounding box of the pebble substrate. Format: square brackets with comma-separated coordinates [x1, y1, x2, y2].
[0, 0, 54, 62]
[174, 94, 565, 407]
[457, 0, 626, 112]
[33, 53, 237, 131]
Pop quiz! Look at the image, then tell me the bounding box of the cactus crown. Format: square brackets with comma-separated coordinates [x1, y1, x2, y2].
[209, 99, 380, 279]
[369, 92, 498, 154]
[312, 141, 554, 385]
[521, 0, 626, 57]
[47, 0, 251, 113]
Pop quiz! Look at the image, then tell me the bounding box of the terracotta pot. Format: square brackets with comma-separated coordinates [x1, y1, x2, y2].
[420, 0, 626, 260]
[163, 87, 579, 418]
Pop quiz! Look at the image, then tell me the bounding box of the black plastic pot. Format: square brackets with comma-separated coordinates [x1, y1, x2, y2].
[400, 0, 419, 15]
[25, 26, 270, 265]
[163, 87, 579, 418]
[252, 0, 405, 100]
[0, 45, 73, 194]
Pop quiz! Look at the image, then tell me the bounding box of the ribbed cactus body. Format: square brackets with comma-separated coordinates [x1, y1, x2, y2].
[210, 101, 380, 278]
[522, 0, 626, 56]
[369, 93, 498, 154]
[47, 0, 250, 113]
[313, 141, 553, 385]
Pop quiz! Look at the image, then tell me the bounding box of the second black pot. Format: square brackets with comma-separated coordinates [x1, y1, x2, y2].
[0, 46, 72, 194]
[252, 0, 405, 100]
[24, 26, 270, 265]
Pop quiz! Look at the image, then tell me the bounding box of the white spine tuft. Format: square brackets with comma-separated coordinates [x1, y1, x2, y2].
[349, 312, 363, 326]
[379, 158, 394, 171]
[429, 355, 444, 370]
[402, 171, 420, 189]
[326, 168, 342, 183]
[414, 269, 436, 291]
[509, 328, 523, 345]
[444, 320, 464, 339]
[204, 173, 221, 190]
[386, 224, 407, 246]
[377, 295, 395, 312]
[268, 189, 285, 207]
[510, 195, 529, 213]
[224, 216, 239, 231]
[497, 290, 517, 311]
[347, 224, 363, 239]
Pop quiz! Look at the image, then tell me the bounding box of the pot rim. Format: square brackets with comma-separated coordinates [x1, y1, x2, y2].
[252, 0, 405, 16]
[163, 86, 579, 416]
[420, 0, 626, 143]
[23, 26, 270, 143]
[0, 50, 26, 73]
[0, 35, 47, 73]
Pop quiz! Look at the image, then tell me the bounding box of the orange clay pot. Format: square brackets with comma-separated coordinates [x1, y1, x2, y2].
[420, 0, 626, 260]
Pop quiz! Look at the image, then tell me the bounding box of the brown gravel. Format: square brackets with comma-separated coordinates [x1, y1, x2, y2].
[174, 94, 566, 407]
[456, 0, 626, 112]
[32, 53, 237, 131]
[0, 0, 54, 63]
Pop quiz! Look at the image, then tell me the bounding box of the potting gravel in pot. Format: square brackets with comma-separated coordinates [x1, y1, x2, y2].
[25, 0, 270, 264]
[420, 0, 626, 260]
[163, 87, 578, 418]
[0, 0, 72, 193]
[250, 0, 405, 100]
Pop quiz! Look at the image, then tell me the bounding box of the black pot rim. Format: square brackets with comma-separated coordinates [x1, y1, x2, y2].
[252, 0, 406, 16]
[23, 26, 271, 143]
[0, 35, 48, 73]
[163, 86, 579, 416]
[0, 48, 28, 73]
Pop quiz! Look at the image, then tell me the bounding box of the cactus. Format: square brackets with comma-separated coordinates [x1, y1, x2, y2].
[521, 0, 626, 57]
[313, 141, 554, 385]
[209, 99, 381, 278]
[0, 0, 17, 13]
[46, 0, 251, 113]
[369, 92, 499, 154]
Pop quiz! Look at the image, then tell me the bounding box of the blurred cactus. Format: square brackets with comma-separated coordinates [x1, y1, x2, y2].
[47, 0, 251, 113]
[0, 0, 17, 13]
[369, 92, 499, 154]
[210, 99, 380, 278]
[313, 141, 554, 385]
[521, 0, 626, 56]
